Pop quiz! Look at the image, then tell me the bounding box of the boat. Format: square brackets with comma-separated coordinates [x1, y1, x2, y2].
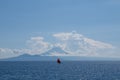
[57, 58, 61, 64]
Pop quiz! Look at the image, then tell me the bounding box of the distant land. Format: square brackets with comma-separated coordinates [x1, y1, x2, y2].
[0, 47, 120, 61]
[0, 54, 120, 61]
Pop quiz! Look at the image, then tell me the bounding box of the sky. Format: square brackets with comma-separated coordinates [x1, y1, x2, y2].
[0, 0, 120, 59]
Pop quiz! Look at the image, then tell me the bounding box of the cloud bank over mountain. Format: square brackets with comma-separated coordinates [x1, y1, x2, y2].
[26, 37, 53, 55]
[0, 31, 118, 59]
[53, 31, 115, 57]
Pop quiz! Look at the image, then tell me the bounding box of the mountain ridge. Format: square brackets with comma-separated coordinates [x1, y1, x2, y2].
[41, 47, 69, 56]
[0, 54, 120, 61]
[0, 47, 120, 61]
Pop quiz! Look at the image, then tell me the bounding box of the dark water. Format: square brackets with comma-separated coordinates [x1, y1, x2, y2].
[0, 61, 120, 80]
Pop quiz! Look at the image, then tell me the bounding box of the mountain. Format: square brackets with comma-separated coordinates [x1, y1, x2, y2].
[0, 54, 58, 61]
[41, 47, 69, 56]
[0, 54, 120, 61]
[0, 47, 120, 61]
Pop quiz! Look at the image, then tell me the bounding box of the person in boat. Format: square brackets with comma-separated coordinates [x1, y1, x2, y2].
[57, 58, 61, 64]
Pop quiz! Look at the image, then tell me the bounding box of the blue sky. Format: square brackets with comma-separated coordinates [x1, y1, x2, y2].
[0, 0, 120, 58]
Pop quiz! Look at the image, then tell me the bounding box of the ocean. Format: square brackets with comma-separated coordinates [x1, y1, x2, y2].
[0, 61, 120, 80]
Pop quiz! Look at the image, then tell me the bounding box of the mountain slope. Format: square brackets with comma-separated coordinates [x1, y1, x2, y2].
[41, 47, 69, 56]
[0, 54, 58, 61]
[0, 54, 120, 61]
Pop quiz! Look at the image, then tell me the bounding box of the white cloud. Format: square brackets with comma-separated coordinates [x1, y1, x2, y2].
[53, 31, 83, 41]
[84, 38, 114, 49]
[26, 37, 53, 55]
[0, 32, 119, 59]
[0, 48, 35, 59]
[0, 36, 53, 59]
[53, 31, 115, 57]
[0, 48, 22, 59]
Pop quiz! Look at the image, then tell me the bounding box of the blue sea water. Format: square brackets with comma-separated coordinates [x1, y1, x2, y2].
[0, 61, 120, 80]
